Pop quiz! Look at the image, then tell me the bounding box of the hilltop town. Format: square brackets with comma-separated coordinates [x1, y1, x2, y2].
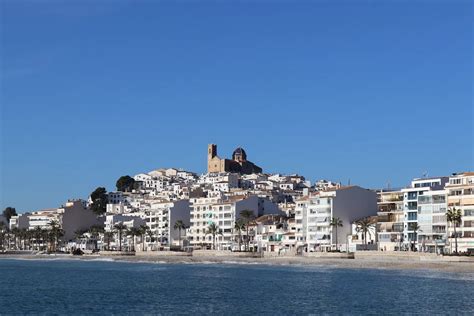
[1, 144, 473, 258]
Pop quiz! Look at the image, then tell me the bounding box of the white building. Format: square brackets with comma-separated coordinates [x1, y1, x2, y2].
[189, 195, 280, 250]
[9, 213, 30, 230]
[445, 172, 474, 253]
[143, 199, 191, 248]
[401, 177, 448, 251]
[104, 214, 145, 232]
[26, 200, 101, 241]
[377, 190, 404, 251]
[294, 186, 377, 252]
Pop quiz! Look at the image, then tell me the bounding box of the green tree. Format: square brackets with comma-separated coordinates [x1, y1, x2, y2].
[0, 222, 6, 250]
[330, 217, 343, 251]
[90, 187, 108, 215]
[239, 210, 255, 251]
[137, 225, 149, 252]
[355, 217, 375, 250]
[206, 223, 222, 250]
[116, 175, 136, 192]
[114, 223, 127, 251]
[127, 227, 141, 251]
[33, 226, 44, 251]
[173, 220, 187, 250]
[446, 207, 462, 254]
[146, 229, 155, 251]
[104, 231, 114, 251]
[11, 227, 20, 250]
[3, 207, 17, 222]
[48, 220, 64, 252]
[409, 222, 422, 251]
[234, 219, 245, 252]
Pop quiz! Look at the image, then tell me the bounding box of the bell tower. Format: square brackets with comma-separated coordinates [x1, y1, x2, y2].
[208, 144, 217, 160]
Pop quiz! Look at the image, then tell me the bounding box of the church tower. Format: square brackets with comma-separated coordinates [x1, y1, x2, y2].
[208, 144, 219, 173]
[208, 144, 217, 160]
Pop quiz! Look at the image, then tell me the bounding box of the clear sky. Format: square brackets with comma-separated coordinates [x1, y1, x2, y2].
[1, 0, 473, 212]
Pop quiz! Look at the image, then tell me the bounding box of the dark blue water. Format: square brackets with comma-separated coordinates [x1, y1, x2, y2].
[0, 259, 473, 315]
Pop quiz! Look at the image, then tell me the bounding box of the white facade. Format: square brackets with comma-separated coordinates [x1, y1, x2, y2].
[189, 195, 280, 250]
[401, 177, 448, 251]
[294, 186, 377, 252]
[446, 172, 474, 253]
[143, 199, 191, 247]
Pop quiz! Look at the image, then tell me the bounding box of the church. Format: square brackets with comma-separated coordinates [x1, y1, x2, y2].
[207, 144, 263, 175]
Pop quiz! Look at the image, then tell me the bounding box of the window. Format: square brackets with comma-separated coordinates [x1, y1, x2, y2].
[407, 212, 417, 221]
[464, 209, 474, 216]
[450, 179, 461, 185]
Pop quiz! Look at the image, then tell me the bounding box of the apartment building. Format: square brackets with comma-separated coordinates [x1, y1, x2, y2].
[445, 172, 474, 253]
[377, 189, 404, 251]
[401, 177, 448, 251]
[294, 186, 377, 252]
[143, 199, 191, 247]
[189, 195, 279, 250]
[26, 200, 100, 240]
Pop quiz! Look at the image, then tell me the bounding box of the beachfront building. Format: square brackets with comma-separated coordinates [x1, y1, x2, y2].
[104, 214, 145, 232]
[9, 213, 30, 230]
[294, 186, 378, 252]
[401, 177, 448, 252]
[445, 172, 474, 253]
[26, 199, 100, 241]
[252, 214, 296, 255]
[143, 199, 191, 249]
[376, 190, 404, 251]
[188, 195, 280, 250]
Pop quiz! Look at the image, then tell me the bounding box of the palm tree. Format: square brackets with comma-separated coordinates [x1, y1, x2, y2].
[173, 220, 187, 250]
[446, 207, 462, 254]
[0, 222, 6, 250]
[206, 223, 221, 250]
[234, 219, 245, 252]
[103, 231, 114, 251]
[127, 227, 141, 252]
[240, 210, 255, 251]
[138, 225, 148, 252]
[114, 223, 127, 252]
[33, 226, 44, 251]
[355, 217, 375, 250]
[330, 217, 343, 251]
[48, 220, 64, 252]
[410, 223, 421, 252]
[146, 229, 155, 251]
[11, 227, 20, 250]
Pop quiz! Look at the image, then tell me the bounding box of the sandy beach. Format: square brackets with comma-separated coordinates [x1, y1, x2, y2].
[1, 253, 473, 274]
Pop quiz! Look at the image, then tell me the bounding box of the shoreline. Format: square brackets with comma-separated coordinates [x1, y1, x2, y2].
[1, 253, 474, 274]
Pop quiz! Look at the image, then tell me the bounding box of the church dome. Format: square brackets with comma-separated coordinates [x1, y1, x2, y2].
[232, 147, 247, 161]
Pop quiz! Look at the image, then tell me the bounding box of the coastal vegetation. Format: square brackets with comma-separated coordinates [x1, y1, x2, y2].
[446, 207, 462, 254]
[330, 217, 343, 251]
[239, 210, 255, 251]
[355, 217, 376, 250]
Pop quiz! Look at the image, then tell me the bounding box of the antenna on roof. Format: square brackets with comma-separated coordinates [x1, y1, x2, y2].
[348, 178, 351, 186]
[387, 180, 391, 190]
[422, 171, 428, 178]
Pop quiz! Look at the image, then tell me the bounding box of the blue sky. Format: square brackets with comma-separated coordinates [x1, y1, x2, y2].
[1, 1, 473, 212]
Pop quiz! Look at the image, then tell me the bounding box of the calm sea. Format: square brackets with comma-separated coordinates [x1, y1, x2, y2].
[0, 258, 473, 315]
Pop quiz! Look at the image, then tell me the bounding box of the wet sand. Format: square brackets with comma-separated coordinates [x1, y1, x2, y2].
[1, 253, 473, 274]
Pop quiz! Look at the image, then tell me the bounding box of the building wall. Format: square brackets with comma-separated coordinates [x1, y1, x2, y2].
[332, 186, 378, 246]
[169, 200, 191, 245]
[62, 201, 102, 241]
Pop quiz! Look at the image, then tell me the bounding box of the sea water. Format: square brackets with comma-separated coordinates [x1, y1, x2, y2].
[0, 259, 473, 315]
